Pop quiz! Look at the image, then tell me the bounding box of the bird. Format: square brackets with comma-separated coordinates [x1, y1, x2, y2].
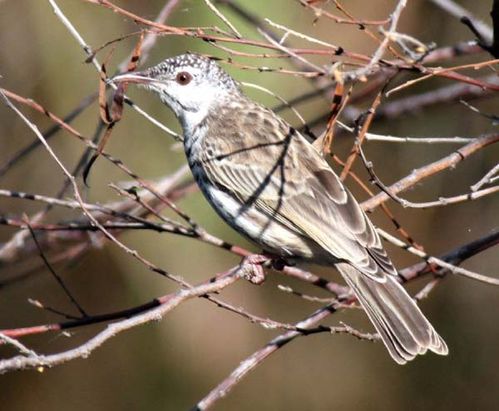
[111, 53, 448, 364]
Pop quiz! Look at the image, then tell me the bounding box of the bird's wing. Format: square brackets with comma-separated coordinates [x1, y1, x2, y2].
[201, 126, 396, 280]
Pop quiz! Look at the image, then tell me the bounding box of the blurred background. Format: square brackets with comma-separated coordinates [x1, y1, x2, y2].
[0, 0, 498, 410]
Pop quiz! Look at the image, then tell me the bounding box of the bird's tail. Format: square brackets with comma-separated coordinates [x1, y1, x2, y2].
[335, 262, 448, 364]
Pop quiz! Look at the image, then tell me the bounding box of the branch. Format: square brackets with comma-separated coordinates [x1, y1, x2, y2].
[0, 265, 241, 374]
[361, 133, 499, 211]
[192, 229, 498, 410]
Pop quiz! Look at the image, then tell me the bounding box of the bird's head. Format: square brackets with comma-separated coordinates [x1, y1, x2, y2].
[111, 53, 241, 131]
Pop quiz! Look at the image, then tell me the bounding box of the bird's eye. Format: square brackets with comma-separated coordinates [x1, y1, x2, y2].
[176, 71, 192, 85]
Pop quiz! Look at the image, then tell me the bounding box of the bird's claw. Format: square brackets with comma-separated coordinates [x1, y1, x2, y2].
[238, 254, 290, 284]
[239, 254, 271, 285]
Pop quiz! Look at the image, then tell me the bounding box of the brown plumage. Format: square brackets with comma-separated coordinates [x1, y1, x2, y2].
[112, 53, 448, 364]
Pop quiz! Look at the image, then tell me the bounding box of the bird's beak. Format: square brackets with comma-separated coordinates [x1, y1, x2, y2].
[108, 71, 156, 86]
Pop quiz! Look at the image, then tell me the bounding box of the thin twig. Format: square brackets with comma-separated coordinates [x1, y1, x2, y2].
[0, 267, 241, 374]
[24, 220, 88, 317]
[0, 333, 40, 358]
[345, 0, 407, 80]
[471, 164, 499, 191]
[362, 133, 499, 211]
[378, 228, 499, 285]
[204, 0, 241, 38]
[47, 0, 181, 140]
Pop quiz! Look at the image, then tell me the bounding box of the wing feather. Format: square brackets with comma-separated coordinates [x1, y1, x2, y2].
[200, 107, 396, 279]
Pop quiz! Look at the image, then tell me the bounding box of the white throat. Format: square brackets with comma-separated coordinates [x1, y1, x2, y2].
[179, 105, 210, 136]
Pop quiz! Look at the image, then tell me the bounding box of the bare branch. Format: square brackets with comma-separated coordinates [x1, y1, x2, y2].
[362, 133, 499, 211]
[0, 267, 241, 374]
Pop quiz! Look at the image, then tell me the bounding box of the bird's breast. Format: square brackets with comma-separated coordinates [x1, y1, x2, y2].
[186, 159, 319, 260]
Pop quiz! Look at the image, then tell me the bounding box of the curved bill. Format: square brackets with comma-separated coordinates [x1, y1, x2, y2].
[108, 72, 156, 85]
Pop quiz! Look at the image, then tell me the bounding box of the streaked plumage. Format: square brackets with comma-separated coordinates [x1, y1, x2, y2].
[113, 53, 448, 364]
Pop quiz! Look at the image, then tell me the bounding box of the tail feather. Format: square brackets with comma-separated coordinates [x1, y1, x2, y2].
[335, 263, 448, 364]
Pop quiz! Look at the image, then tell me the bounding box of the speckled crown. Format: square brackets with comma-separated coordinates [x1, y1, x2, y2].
[144, 53, 240, 92]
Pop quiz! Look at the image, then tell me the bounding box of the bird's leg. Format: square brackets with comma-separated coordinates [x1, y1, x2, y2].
[271, 257, 292, 271]
[238, 254, 291, 285]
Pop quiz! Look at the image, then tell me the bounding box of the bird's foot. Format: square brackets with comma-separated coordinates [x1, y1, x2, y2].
[239, 254, 269, 285]
[238, 254, 290, 285]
